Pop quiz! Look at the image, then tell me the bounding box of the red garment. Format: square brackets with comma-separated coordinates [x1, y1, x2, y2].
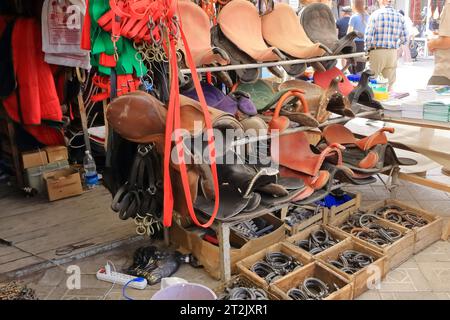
[81, 0, 91, 50]
[2, 18, 64, 145]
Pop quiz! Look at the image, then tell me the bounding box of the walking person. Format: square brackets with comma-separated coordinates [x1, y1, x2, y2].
[364, 0, 407, 90]
[336, 6, 353, 39]
[428, 0, 450, 86]
[348, 0, 369, 73]
[398, 10, 414, 64]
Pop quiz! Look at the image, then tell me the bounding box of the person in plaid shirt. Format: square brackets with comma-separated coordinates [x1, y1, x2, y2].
[365, 0, 407, 89]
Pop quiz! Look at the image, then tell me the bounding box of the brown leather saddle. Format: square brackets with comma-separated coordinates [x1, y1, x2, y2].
[177, 1, 230, 67]
[279, 78, 354, 123]
[300, 3, 361, 71]
[212, 0, 306, 80]
[261, 3, 327, 76]
[322, 124, 417, 173]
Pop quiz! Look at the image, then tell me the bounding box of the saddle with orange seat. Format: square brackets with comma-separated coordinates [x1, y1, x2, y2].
[322, 124, 417, 172]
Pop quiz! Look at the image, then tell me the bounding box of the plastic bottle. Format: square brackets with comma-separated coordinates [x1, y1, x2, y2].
[83, 150, 98, 189]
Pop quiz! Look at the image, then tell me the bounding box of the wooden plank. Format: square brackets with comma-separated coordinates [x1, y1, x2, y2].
[398, 172, 450, 193]
[218, 223, 231, 282]
[384, 116, 450, 130]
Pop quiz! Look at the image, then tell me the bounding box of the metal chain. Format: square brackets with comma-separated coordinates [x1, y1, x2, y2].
[0, 282, 38, 300]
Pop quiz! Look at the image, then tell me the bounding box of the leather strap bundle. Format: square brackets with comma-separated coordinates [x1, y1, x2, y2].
[111, 144, 163, 221]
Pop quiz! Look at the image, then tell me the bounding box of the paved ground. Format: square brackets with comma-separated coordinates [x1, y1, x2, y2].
[3, 58, 450, 300]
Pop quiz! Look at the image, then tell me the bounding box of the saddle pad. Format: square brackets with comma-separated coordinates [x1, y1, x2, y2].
[261, 3, 324, 59]
[313, 67, 355, 96]
[217, 0, 280, 62]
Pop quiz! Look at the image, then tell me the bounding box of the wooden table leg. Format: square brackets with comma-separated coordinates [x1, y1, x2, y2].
[218, 223, 231, 282]
[390, 167, 400, 199]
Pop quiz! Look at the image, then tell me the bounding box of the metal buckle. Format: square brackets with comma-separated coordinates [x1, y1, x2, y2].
[137, 144, 153, 156]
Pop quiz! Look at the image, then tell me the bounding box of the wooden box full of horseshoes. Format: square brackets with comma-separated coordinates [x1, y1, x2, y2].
[269, 261, 354, 300]
[327, 209, 414, 271]
[236, 242, 313, 290]
[214, 274, 282, 300]
[363, 199, 444, 254]
[284, 224, 350, 259]
[316, 238, 387, 298]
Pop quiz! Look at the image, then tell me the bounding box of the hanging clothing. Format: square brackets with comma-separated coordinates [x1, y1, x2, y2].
[1, 18, 64, 146]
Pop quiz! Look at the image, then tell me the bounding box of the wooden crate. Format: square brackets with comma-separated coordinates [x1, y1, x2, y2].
[326, 192, 361, 224]
[363, 199, 444, 254]
[285, 224, 350, 259]
[236, 242, 313, 289]
[269, 261, 353, 300]
[214, 274, 282, 300]
[316, 238, 387, 298]
[328, 210, 415, 270]
[170, 217, 286, 280]
[284, 204, 325, 236]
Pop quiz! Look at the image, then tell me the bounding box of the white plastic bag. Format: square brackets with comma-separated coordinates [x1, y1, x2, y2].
[42, 0, 90, 68]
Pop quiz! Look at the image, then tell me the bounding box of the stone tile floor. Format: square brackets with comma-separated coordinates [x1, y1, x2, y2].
[7, 171, 450, 300]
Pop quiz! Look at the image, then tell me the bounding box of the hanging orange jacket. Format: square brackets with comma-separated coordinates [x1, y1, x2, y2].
[1, 18, 64, 145]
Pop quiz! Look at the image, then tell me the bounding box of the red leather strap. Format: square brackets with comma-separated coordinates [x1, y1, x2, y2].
[162, 2, 220, 228]
[273, 89, 309, 119]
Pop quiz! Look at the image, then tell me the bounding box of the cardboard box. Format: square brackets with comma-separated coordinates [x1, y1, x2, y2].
[21, 149, 48, 169]
[269, 261, 353, 300]
[170, 214, 286, 280]
[45, 146, 68, 163]
[285, 224, 350, 259]
[25, 160, 69, 194]
[316, 238, 387, 298]
[363, 199, 444, 254]
[236, 242, 313, 289]
[328, 210, 415, 270]
[43, 168, 83, 201]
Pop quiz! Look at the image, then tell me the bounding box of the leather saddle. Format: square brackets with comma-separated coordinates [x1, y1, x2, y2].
[300, 3, 361, 71]
[261, 3, 327, 76]
[212, 0, 305, 80]
[177, 1, 230, 67]
[322, 124, 417, 172]
[267, 90, 344, 201]
[181, 82, 257, 117]
[279, 78, 354, 123]
[235, 80, 320, 128]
